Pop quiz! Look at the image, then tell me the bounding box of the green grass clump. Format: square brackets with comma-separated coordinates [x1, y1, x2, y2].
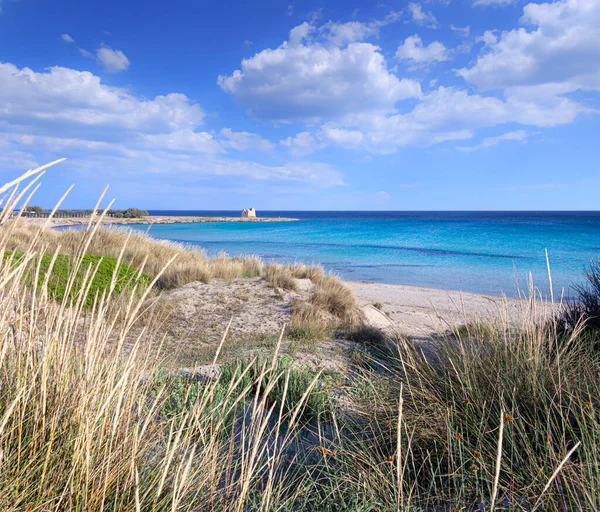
[221, 356, 334, 421]
[3, 251, 150, 308]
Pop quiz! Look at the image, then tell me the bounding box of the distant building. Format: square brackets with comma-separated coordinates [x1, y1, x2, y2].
[242, 208, 256, 218]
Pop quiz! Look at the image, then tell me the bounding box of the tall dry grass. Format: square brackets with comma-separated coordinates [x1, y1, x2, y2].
[7, 221, 362, 339]
[0, 162, 331, 511]
[307, 299, 600, 510]
[7, 221, 267, 289]
[1, 161, 598, 510]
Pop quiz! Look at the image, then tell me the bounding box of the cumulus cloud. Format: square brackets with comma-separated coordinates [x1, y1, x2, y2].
[0, 62, 204, 135]
[96, 46, 130, 73]
[274, 0, 598, 156]
[407, 3, 439, 28]
[456, 130, 533, 151]
[459, 0, 600, 93]
[395, 35, 449, 66]
[218, 19, 420, 122]
[61, 33, 75, 43]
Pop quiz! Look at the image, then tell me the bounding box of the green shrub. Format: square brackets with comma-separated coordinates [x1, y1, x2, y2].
[24, 205, 44, 213]
[3, 251, 150, 308]
[219, 356, 333, 421]
[123, 208, 149, 218]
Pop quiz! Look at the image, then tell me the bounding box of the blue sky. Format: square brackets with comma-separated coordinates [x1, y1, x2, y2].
[0, 0, 598, 210]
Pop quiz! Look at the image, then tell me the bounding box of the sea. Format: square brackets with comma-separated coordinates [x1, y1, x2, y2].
[120, 211, 600, 297]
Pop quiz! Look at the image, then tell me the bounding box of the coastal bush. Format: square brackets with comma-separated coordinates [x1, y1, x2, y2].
[24, 205, 44, 213]
[123, 207, 149, 218]
[107, 207, 148, 218]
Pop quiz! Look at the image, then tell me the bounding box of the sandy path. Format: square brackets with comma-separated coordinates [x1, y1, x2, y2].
[349, 281, 554, 339]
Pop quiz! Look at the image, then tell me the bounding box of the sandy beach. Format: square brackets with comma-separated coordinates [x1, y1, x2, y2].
[349, 280, 556, 338]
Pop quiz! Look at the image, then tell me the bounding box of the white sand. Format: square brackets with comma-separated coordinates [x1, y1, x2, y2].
[349, 281, 555, 339]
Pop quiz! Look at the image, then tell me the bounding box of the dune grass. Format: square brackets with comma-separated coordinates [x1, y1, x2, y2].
[1, 161, 599, 510]
[8, 221, 361, 339]
[6, 222, 266, 289]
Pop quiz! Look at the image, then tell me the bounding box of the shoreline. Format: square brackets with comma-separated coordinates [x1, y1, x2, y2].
[22, 217, 557, 337]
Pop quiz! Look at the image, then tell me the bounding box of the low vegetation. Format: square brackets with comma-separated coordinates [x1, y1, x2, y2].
[1, 162, 598, 510]
[559, 258, 600, 341]
[8, 220, 360, 339]
[4, 250, 150, 307]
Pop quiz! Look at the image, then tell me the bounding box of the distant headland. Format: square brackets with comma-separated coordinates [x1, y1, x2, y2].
[17, 205, 299, 226]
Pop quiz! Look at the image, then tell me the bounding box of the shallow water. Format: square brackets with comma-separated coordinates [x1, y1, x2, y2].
[123, 211, 599, 297]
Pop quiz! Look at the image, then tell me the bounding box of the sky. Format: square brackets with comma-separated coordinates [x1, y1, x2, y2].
[0, 0, 598, 210]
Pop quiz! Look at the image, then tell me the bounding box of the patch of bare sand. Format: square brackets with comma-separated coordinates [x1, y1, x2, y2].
[149, 276, 361, 370]
[162, 277, 299, 343]
[350, 281, 557, 340]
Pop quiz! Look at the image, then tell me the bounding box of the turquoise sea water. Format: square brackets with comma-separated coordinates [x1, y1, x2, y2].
[124, 211, 600, 297]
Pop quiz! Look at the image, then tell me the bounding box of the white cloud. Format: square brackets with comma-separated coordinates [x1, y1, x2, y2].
[407, 3, 439, 28]
[456, 130, 532, 151]
[395, 35, 449, 65]
[321, 126, 365, 147]
[0, 62, 204, 135]
[473, 0, 517, 6]
[320, 20, 380, 46]
[280, 132, 326, 156]
[282, 85, 587, 154]
[139, 130, 222, 154]
[459, 0, 600, 93]
[450, 24, 470, 37]
[319, 11, 401, 46]
[476, 30, 498, 46]
[60, 33, 93, 58]
[96, 46, 130, 73]
[78, 47, 93, 58]
[218, 21, 421, 122]
[219, 128, 275, 152]
[0, 61, 342, 190]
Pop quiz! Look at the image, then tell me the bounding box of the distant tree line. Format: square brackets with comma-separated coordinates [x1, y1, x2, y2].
[19, 206, 149, 218]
